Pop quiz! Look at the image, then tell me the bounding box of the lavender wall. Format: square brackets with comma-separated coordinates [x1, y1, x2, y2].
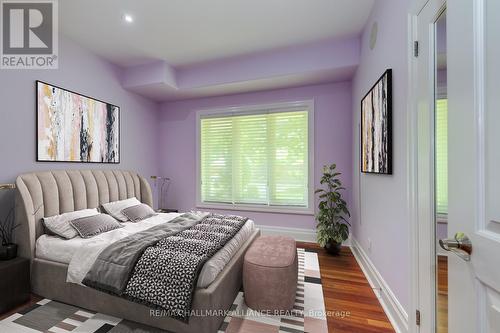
[0, 37, 160, 214]
[158, 82, 353, 230]
[351, 0, 412, 312]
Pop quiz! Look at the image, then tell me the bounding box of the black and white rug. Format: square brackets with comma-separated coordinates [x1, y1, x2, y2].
[0, 249, 326, 333]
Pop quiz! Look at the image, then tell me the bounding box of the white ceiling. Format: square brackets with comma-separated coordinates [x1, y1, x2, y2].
[60, 0, 374, 68]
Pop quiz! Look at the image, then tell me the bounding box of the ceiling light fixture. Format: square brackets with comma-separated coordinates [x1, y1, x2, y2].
[123, 14, 133, 23]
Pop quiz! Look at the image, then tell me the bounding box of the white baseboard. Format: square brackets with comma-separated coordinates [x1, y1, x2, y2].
[256, 225, 317, 242]
[256, 225, 354, 246]
[350, 238, 409, 333]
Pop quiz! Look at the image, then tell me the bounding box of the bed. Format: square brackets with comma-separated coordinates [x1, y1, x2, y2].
[14, 169, 260, 333]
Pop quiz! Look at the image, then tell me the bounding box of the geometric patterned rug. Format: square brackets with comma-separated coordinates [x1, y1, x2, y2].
[218, 248, 327, 333]
[0, 248, 327, 333]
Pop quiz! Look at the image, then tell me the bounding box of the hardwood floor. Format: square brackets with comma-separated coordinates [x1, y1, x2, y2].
[0, 294, 42, 321]
[1, 245, 395, 333]
[437, 255, 448, 333]
[298, 242, 395, 333]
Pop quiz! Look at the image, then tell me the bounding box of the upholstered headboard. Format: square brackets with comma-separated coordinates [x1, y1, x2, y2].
[14, 170, 153, 261]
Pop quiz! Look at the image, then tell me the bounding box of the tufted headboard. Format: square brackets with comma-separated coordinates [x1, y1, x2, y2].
[14, 170, 153, 261]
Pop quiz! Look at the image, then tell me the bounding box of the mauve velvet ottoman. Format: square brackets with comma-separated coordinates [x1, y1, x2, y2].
[243, 235, 298, 312]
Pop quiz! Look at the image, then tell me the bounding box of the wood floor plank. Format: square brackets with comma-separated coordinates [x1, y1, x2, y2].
[298, 242, 395, 333]
[437, 255, 448, 333]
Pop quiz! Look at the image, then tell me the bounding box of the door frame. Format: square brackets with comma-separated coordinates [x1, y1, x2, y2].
[407, 0, 446, 332]
[407, 5, 422, 333]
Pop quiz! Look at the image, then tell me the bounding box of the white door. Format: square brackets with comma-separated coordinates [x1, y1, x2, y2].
[447, 0, 500, 332]
[416, 0, 500, 332]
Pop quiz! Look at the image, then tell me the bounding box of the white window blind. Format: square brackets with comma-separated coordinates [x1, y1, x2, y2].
[200, 108, 310, 210]
[435, 99, 448, 215]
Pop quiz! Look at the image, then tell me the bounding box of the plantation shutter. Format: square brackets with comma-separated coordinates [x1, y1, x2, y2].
[200, 110, 309, 208]
[435, 99, 448, 214]
[200, 117, 233, 203]
[269, 111, 309, 206]
[233, 114, 268, 204]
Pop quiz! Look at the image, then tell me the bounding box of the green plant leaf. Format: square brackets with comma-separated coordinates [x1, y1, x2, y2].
[314, 163, 350, 248]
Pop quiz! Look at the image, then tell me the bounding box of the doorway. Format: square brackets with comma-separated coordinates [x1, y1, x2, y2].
[412, 0, 500, 332]
[410, 0, 447, 331]
[434, 10, 448, 333]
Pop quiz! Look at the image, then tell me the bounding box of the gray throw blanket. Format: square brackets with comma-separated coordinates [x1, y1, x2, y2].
[82, 212, 248, 321]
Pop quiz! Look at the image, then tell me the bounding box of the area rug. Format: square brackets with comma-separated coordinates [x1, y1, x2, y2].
[0, 248, 327, 333]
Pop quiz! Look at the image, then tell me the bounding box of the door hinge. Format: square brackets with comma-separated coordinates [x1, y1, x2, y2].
[414, 41, 419, 57]
[416, 310, 421, 326]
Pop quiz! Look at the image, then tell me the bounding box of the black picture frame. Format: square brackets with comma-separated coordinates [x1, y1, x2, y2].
[36, 80, 121, 164]
[360, 69, 392, 174]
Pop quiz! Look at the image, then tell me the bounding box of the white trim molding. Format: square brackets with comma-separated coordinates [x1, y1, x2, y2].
[351, 238, 409, 333]
[257, 225, 354, 246]
[195, 100, 315, 215]
[257, 225, 317, 243]
[408, 1, 447, 332]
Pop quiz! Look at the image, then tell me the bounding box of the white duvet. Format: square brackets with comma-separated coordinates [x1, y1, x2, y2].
[36, 213, 255, 288]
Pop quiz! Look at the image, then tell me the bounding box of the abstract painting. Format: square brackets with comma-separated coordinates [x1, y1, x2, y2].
[361, 69, 392, 174]
[37, 81, 120, 163]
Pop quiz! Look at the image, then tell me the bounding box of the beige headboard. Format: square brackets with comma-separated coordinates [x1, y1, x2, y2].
[14, 169, 153, 261]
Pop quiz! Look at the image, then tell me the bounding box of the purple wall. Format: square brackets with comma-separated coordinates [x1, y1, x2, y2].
[177, 38, 360, 88]
[351, 0, 412, 313]
[158, 82, 353, 230]
[0, 37, 160, 214]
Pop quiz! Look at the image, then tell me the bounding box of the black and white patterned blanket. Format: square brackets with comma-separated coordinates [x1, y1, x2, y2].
[83, 212, 247, 321]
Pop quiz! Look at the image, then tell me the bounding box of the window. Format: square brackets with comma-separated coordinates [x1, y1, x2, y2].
[435, 99, 448, 215]
[196, 101, 314, 214]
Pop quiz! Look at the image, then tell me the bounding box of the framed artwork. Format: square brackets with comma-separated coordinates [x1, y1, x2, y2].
[361, 69, 392, 174]
[36, 81, 120, 163]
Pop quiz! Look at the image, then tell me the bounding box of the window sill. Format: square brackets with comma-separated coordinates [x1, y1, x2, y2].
[196, 203, 315, 216]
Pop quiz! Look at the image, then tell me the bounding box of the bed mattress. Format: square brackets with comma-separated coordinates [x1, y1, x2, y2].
[35, 212, 255, 288]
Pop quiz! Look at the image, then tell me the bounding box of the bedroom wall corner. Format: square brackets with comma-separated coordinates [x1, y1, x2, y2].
[158, 82, 353, 231]
[351, 0, 414, 319]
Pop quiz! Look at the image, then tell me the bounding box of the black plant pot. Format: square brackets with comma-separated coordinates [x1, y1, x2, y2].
[324, 241, 342, 255]
[0, 243, 18, 260]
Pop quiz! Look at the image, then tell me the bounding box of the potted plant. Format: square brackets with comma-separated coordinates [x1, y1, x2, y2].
[315, 164, 351, 255]
[0, 208, 19, 260]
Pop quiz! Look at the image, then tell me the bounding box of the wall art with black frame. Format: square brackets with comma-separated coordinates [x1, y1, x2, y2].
[360, 69, 392, 174]
[36, 81, 120, 163]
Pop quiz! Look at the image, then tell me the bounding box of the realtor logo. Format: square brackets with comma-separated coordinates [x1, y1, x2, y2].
[1, 0, 58, 69]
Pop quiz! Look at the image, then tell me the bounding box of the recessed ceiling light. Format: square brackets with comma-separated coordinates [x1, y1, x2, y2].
[123, 14, 133, 23]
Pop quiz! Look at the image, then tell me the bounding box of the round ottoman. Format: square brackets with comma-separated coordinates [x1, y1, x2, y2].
[243, 235, 298, 312]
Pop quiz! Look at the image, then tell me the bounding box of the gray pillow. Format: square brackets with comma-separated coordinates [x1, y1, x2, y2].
[43, 208, 100, 239]
[121, 204, 157, 222]
[101, 197, 142, 222]
[70, 214, 123, 238]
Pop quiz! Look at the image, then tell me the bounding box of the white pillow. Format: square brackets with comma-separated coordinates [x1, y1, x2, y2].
[43, 208, 99, 239]
[101, 197, 142, 222]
